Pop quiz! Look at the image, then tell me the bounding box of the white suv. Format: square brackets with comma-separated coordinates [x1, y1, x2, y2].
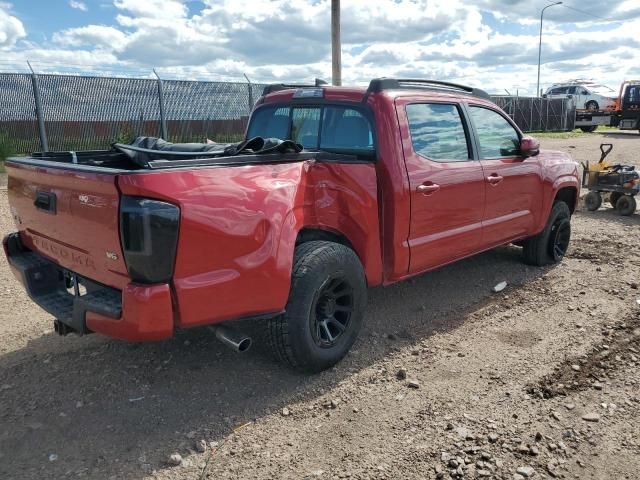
[544, 83, 617, 111]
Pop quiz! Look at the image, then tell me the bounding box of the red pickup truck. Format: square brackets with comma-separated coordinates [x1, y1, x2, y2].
[3, 79, 579, 372]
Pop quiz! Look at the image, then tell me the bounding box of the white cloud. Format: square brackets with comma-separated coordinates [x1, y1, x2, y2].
[3, 0, 640, 95]
[69, 0, 88, 12]
[113, 0, 187, 20]
[53, 25, 127, 49]
[0, 2, 25, 48]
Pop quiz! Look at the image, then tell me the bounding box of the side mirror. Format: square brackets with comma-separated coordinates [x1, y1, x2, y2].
[520, 136, 540, 158]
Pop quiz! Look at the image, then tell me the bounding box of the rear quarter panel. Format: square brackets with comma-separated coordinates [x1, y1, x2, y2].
[117, 160, 381, 328]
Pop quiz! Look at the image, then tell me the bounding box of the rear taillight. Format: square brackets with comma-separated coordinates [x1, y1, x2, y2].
[119, 196, 180, 284]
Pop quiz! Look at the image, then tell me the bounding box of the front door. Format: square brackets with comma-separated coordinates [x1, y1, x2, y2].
[466, 105, 543, 246]
[398, 99, 486, 274]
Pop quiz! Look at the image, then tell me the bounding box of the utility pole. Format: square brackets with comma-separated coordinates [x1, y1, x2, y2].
[331, 0, 342, 86]
[536, 1, 562, 97]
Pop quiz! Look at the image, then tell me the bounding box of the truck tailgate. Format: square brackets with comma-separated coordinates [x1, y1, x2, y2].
[6, 161, 129, 290]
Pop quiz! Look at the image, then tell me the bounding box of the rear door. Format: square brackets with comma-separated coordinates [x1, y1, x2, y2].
[575, 86, 589, 109]
[397, 98, 485, 274]
[466, 105, 543, 246]
[6, 161, 129, 289]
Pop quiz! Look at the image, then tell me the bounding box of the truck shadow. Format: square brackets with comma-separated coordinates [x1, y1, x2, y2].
[0, 245, 551, 479]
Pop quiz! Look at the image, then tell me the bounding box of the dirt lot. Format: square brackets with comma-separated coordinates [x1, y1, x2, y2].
[0, 131, 638, 480]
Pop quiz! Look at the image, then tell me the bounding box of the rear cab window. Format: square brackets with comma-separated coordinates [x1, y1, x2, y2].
[247, 103, 375, 158]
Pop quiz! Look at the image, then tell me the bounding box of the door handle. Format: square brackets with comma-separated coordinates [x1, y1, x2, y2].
[417, 183, 440, 195]
[486, 174, 504, 185]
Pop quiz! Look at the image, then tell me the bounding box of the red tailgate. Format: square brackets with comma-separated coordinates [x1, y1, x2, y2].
[6, 162, 129, 290]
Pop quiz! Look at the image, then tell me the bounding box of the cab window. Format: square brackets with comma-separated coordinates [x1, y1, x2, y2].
[247, 106, 291, 139]
[247, 104, 374, 156]
[320, 107, 374, 153]
[406, 103, 470, 162]
[291, 108, 321, 148]
[469, 106, 520, 159]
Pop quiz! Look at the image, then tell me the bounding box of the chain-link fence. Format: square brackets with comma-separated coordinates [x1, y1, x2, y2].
[0, 73, 578, 156]
[0, 72, 266, 154]
[491, 95, 576, 132]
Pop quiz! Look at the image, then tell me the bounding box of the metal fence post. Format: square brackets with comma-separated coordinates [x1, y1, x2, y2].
[27, 62, 48, 152]
[153, 69, 168, 139]
[545, 97, 549, 131]
[244, 74, 254, 113]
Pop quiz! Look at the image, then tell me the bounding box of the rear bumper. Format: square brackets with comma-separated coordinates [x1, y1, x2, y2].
[3, 233, 174, 342]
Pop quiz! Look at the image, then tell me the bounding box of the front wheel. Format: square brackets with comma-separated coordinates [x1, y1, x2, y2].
[522, 202, 572, 266]
[586, 101, 599, 111]
[268, 241, 367, 373]
[584, 191, 602, 211]
[579, 126, 597, 133]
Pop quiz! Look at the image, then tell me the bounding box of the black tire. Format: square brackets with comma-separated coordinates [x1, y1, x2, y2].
[268, 241, 367, 373]
[586, 101, 599, 111]
[584, 191, 602, 211]
[579, 126, 597, 133]
[616, 195, 637, 216]
[522, 202, 571, 266]
[609, 192, 622, 207]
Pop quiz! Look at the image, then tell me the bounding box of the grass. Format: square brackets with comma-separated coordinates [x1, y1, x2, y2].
[532, 129, 587, 139]
[0, 138, 10, 173]
[532, 125, 617, 139]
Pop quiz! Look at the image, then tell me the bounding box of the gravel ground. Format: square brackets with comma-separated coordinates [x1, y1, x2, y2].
[0, 131, 638, 480]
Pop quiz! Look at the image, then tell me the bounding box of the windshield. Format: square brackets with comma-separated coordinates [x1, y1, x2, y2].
[589, 85, 616, 96]
[247, 104, 375, 156]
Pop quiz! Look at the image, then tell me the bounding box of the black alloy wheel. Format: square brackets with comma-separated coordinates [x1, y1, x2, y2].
[311, 276, 354, 348]
[548, 217, 571, 261]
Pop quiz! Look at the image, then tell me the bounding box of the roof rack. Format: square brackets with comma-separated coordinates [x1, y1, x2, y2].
[262, 78, 328, 96]
[551, 79, 598, 86]
[366, 78, 491, 100]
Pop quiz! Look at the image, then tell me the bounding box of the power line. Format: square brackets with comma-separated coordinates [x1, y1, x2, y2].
[559, 4, 621, 23]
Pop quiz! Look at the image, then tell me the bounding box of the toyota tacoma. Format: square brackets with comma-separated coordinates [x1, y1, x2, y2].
[3, 78, 580, 372]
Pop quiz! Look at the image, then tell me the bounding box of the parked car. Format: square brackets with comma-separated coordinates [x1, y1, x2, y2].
[2, 78, 580, 373]
[544, 82, 617, 111]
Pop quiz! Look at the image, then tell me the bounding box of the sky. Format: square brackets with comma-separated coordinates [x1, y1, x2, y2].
[0, 0, 639, 95]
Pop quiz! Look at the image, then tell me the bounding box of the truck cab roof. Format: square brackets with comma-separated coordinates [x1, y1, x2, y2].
[258, 78, 493, 106]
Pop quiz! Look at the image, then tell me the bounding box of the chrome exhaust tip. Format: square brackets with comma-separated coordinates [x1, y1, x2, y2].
[208, 325, 252, 353]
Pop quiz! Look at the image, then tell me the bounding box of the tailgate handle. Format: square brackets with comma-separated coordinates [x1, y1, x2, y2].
[34, 191, 57, 214]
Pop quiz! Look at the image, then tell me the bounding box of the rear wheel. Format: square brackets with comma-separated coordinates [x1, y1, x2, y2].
[579, 126, 597, 133]
[616, 195, 637, 216]
[584, 191, 602, 211]
[522, 202, 571, 266]
[586, 100, 599, 111]
[609, 192, 622, 207]
[268, 241, 367, 373]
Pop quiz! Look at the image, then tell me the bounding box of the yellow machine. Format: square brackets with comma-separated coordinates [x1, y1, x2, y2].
[582, 144, 639, 216]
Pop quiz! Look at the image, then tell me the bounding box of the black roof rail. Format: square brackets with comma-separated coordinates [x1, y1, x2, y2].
[366, 78, 491, 100]
[262, 78, 328, 96]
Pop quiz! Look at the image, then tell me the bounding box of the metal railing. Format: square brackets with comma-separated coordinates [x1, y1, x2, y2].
[0, 72, 266, 154]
